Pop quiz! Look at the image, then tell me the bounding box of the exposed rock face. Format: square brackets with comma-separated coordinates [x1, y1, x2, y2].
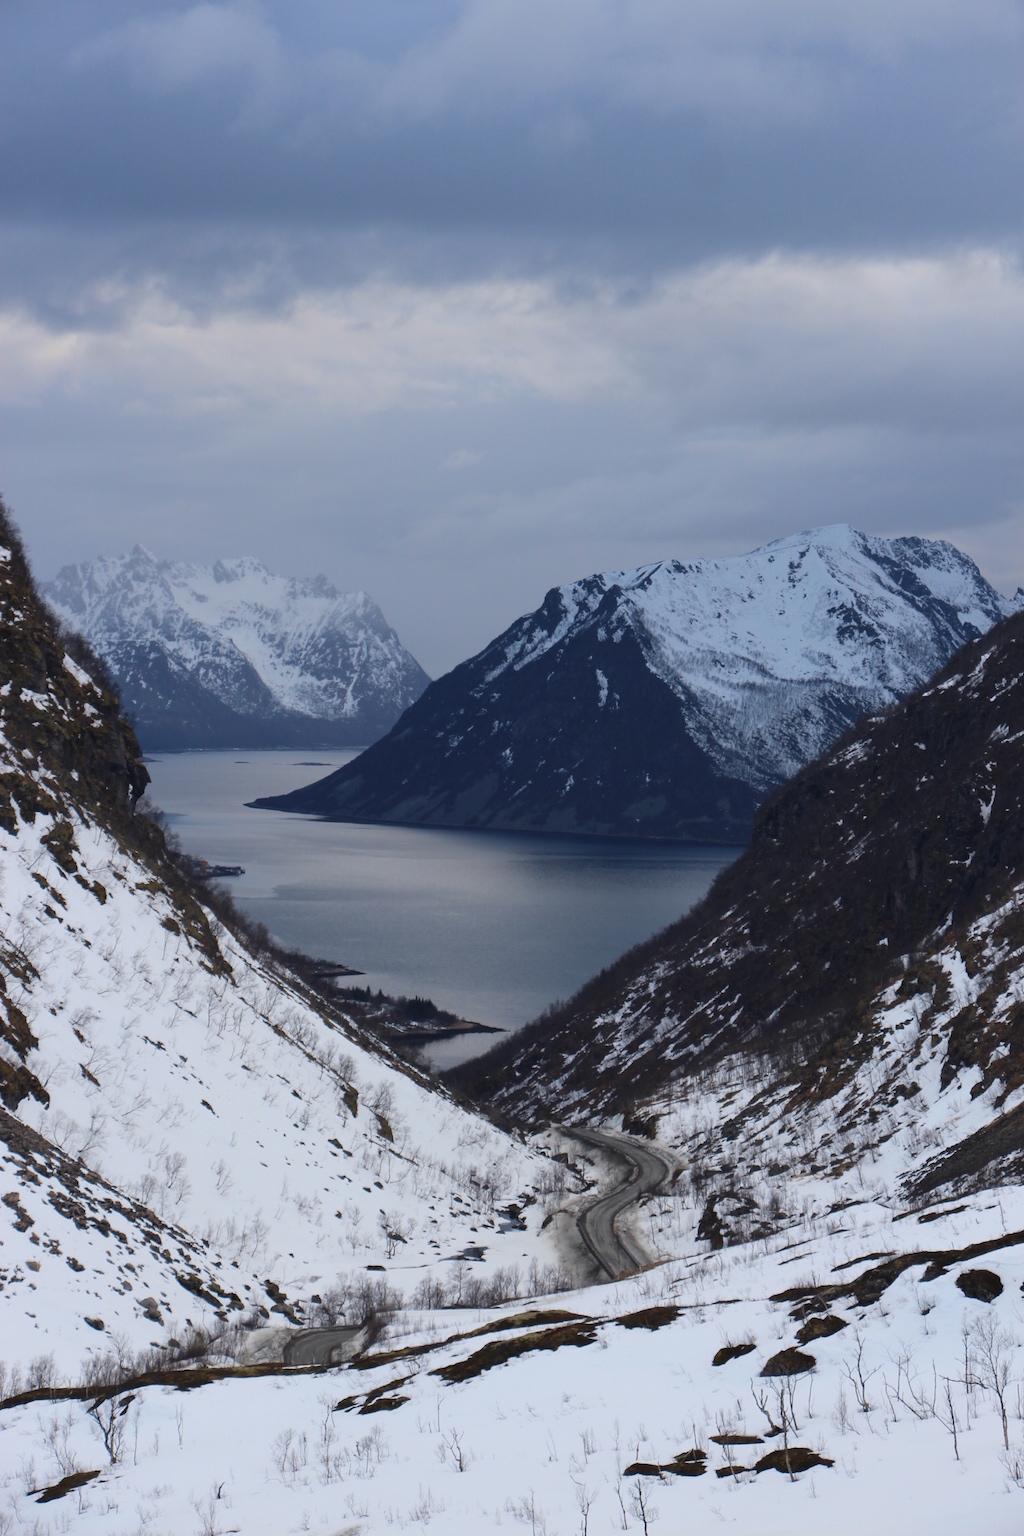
[257, 525, 1019, 842]
[43, 547, 429, 750]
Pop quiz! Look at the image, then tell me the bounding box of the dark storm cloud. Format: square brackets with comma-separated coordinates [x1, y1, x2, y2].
[2, 3, 1024, 672]
[2, 2, 1023, 282]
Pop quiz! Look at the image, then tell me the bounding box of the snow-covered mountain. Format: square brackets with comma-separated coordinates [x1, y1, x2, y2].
[43, 547, 430, 750]
[258, 524, 1021, 842]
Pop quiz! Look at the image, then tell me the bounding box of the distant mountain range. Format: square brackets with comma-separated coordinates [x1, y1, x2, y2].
[43, 547, 430, 751]
[255, 525, 1021, 842]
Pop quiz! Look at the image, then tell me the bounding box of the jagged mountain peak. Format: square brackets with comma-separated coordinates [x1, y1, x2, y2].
[260, 525, 1016, 842]
[43, 548, 429, 750]
[457, 603, 1024, 1140]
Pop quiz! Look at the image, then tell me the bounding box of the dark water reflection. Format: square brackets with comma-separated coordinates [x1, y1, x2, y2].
[145, 751, 740, 1067]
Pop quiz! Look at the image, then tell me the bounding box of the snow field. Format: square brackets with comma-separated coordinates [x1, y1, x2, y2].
[4, 1209, 1024, 1534]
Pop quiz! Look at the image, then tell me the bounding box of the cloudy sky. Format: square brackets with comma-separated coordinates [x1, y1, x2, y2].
[2, 1, 1024, 674]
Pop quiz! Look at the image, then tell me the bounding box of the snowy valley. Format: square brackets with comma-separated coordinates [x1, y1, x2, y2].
[4, 507, 1024, 1534]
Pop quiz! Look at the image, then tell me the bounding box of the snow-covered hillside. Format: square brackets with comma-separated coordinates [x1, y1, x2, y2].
[0, 510, 564, 1385]
[43, 547, 429, 750]
[459, 600, 1024, 1131]
[263, 524, 1020, 842]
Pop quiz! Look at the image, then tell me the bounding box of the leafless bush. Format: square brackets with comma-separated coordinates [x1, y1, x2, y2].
[88, 1396, 130, 1465]
[0, 1361, 23, 1402]
[931, 1369, 961, 1460]
[309, 1284, 348, 1327]
[165, 1321, 231, 1366]
[526, 1258, 574, 1298]
[82, 1334, 136, 1393]
[380, 1210, 410, 1258]
[27, 1354, 58, 1391]
[316, 1396, 350, 1485]
[271, 1428, 308, 1484]
[354, 1425, 389, 1478]
[630, 1477, 657, 1532]
[506, 1491, 549, 1535]
[44, 1410, 81, 1478]
[192, 1484, 228, 1536]
[884, 1344, 936, 1422]
[412, 1274, 449, 1311]
[371, 1083, 394, 1120]
[842, 1332, 879, 1414]
[831, 1384, 852, 1434]
[752, 1375, 801, 1479]
[1002, 1441, 1024, 1489]
[437, 1426, 469, 1472]
[970, 1314, 1018, 1451]
[573, 1476, 595, 1536]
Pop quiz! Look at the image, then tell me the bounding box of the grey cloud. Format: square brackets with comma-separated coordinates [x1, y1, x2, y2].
[6, 255, 1024, 672]
[2, 2, 1023, 277]
[2, 2, 1024, 675]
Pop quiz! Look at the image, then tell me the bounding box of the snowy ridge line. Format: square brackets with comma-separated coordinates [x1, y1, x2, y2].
[490, 524, 1020, 789]
[459, 601, 1024, 1123]
[0, 508, 574, 1389]
[268, 522, 1020, 843]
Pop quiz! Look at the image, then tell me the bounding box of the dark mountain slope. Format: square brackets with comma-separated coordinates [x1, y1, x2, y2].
[0, 528, 149, 829]
[254, 594, 759, 842]
[454, 608, 1024, 1126]
[254, 525, 1016, 842]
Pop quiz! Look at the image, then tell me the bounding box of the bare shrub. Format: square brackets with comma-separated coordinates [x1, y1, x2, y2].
[379, 1211, 410, 1259]
[88, 1396, 130, 1465]
[0, 1361, 23, 1402]
[271, 1428, 308, 1484]
[309, 1284, 348, 1327]
[970, 1314, 1018, 1451]
[842, 1332, 879, 1414]
[44, 1410, 81, 1478]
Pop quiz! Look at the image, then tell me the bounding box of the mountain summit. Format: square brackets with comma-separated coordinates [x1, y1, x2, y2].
[256, 525, 1019, 842]
[44, 547, 429, 751]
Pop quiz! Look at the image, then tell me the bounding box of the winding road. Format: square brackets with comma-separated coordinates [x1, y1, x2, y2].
[282, 1325, 364, 1367]
[562, 1126, 676, 1281]
[280, 1128, 673, 1364]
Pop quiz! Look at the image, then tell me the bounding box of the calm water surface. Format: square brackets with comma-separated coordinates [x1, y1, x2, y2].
[145, 751, 740, 1066]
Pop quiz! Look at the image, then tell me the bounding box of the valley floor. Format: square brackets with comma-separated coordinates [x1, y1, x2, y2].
[4, 1172, 1024, 1534]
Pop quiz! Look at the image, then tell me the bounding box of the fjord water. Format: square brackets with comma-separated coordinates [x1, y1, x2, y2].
[145, 751, 739, 1067]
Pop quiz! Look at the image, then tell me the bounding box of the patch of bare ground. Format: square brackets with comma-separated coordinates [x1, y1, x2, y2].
[624, 1449, 707, 1477]
[773, 1228, 1024, 1314]
[32, 1470, 101, 1504]
[431, 1320, 599, 1384]
[713, 1341, 756, 1366]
